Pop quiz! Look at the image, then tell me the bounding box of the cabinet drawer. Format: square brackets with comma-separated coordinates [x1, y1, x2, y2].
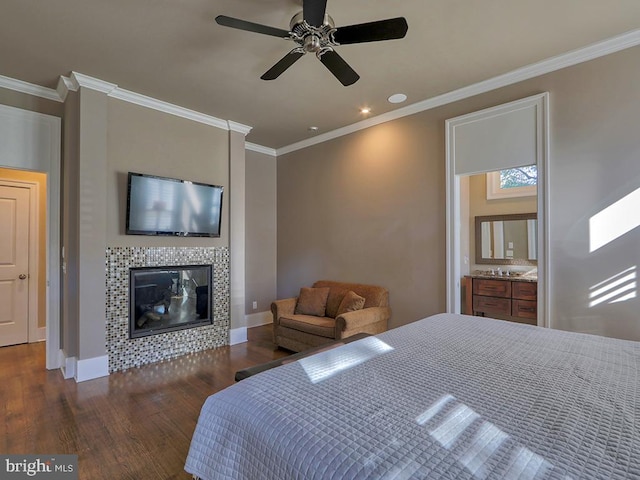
[473, 295, 511, 316]
[473, 279, 511, 298]
[512, 281, 537, 301]
[513, 299, 537, 319]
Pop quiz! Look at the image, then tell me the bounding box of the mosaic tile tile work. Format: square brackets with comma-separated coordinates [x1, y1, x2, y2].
[106, 247, 230, 373]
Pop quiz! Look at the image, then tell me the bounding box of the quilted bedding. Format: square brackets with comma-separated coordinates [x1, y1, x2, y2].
[185, 313, 640, 479]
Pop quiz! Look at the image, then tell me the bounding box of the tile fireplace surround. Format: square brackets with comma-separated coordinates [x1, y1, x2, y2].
[106, 246, 230, 373]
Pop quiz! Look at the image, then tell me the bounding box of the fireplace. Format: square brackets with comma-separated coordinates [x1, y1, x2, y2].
[129, 265, 212, 338]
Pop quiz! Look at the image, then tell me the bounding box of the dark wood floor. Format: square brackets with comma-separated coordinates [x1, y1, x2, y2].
[0, 325, 289, 479]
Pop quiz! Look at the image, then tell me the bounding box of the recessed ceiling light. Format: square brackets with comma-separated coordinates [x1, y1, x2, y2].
[388, 93, 407, 104]
[360, 107, 371, 114]
[308, 126, 319, 133]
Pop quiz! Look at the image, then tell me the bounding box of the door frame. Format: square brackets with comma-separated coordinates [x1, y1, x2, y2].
[445, 93, 550, 327]
[0, 179, 40, 342]
[0, 104, 61, 369]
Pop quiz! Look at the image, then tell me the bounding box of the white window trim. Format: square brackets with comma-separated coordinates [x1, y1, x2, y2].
[486, 171, 537, 199]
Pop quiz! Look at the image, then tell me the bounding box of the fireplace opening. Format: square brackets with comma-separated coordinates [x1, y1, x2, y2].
[129, 265, 212, 339]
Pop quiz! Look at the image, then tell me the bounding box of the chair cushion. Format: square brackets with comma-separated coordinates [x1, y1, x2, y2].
[335, 290, 366, 317]
[294, 287, 330, 317]
[313, 281, 388, 318]
[279, 314, 336, 338]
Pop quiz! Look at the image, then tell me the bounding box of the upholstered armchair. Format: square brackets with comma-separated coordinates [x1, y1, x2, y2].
[271, 280, 391, 352]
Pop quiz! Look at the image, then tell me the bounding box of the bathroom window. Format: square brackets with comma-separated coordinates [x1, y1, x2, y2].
[487, 166, 537, 199]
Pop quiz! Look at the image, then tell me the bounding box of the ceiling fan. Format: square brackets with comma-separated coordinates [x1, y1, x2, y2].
[215, 0, 408, 86]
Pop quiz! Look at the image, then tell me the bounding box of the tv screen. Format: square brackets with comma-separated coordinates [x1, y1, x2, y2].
[126, 172, 223, 237]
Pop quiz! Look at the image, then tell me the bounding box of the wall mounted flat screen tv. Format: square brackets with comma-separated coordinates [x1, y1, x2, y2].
[126, 172, 223, 237]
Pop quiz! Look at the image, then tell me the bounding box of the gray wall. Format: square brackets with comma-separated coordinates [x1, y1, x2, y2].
[106, 98, 229, 247]
[277, 45, 640, 340]
[62, 91, 79, 357]
[62, 92, 232, 363]
[0, 86, 63, 118]
[77, 87, 108, 360]
[546, 47, 640, 340]
[245, 150, 277, 316]
[278, 116, 447, 329]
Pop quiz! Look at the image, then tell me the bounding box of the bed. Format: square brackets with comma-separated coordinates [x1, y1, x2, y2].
[185, 313, 640, 479]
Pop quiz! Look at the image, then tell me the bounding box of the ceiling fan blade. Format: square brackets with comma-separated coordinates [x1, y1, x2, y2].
[318, 49, 360, 86]
[333, 17, 408, 45]
[303, 0, 328, 27]
[261, 49, 305, 80]
[215, 15, 291, 38]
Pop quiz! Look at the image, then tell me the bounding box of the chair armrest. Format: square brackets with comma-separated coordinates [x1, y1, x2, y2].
[335, 306, 391, 338]
[271, 297, 297, 325]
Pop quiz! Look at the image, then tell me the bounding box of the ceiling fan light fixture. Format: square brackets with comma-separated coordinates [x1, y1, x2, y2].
[303, 34, 322, 53]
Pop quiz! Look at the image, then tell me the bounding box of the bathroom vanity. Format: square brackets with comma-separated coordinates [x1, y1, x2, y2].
[464, 273, 537, 325]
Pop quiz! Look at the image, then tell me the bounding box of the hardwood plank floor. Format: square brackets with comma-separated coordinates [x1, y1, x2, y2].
[0, 324, 289, 479]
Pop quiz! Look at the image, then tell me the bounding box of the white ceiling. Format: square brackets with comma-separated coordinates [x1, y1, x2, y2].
[2, 0, 640, 149]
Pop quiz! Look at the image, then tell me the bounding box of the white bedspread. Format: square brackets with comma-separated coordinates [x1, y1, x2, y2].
[185, 313, 640, 479]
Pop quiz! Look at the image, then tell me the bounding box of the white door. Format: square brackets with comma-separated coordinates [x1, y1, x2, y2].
[0, 185, 30, 347]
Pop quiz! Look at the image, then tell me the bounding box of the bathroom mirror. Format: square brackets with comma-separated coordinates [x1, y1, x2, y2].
[475, 213, 537, 265]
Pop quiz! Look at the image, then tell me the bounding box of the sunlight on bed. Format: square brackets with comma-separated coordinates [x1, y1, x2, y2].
[299, 337, 393, 383]
[589, 266, 637, 307]
[589, 187, 640, 252]
[416, 394, 562, 479]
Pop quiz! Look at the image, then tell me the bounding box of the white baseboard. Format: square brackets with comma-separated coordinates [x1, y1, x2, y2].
[245, 311, 273, 328]
[60, 354, 76, 380]
[230, 327, 248, 345]
[230, 312, 273, 345]
[37, 326, 46, 342]
[75, 355, 109, 382]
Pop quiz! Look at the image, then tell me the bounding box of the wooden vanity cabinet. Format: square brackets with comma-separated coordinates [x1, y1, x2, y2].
[511, 282, 537, 320]
[465, 276, 537, 325]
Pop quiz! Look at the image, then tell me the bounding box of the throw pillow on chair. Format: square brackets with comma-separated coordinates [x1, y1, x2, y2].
[294, 287, 330, 317]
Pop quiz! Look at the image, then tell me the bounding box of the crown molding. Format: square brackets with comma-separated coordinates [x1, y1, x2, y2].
[61, 71, 236, 131]
[111, 87, 230, 130]
[277, 28, 640, 156]
[56, 76, 77, 101]
[71, 71, 117, 94]
[2, 27, 638, 156]
[245, 142, 277, 156]
[227, 121, 253, 135]
[0, 74, 61, 102]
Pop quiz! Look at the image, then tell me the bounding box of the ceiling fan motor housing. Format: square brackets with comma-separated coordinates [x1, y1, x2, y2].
[290, 11, 338, 55]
